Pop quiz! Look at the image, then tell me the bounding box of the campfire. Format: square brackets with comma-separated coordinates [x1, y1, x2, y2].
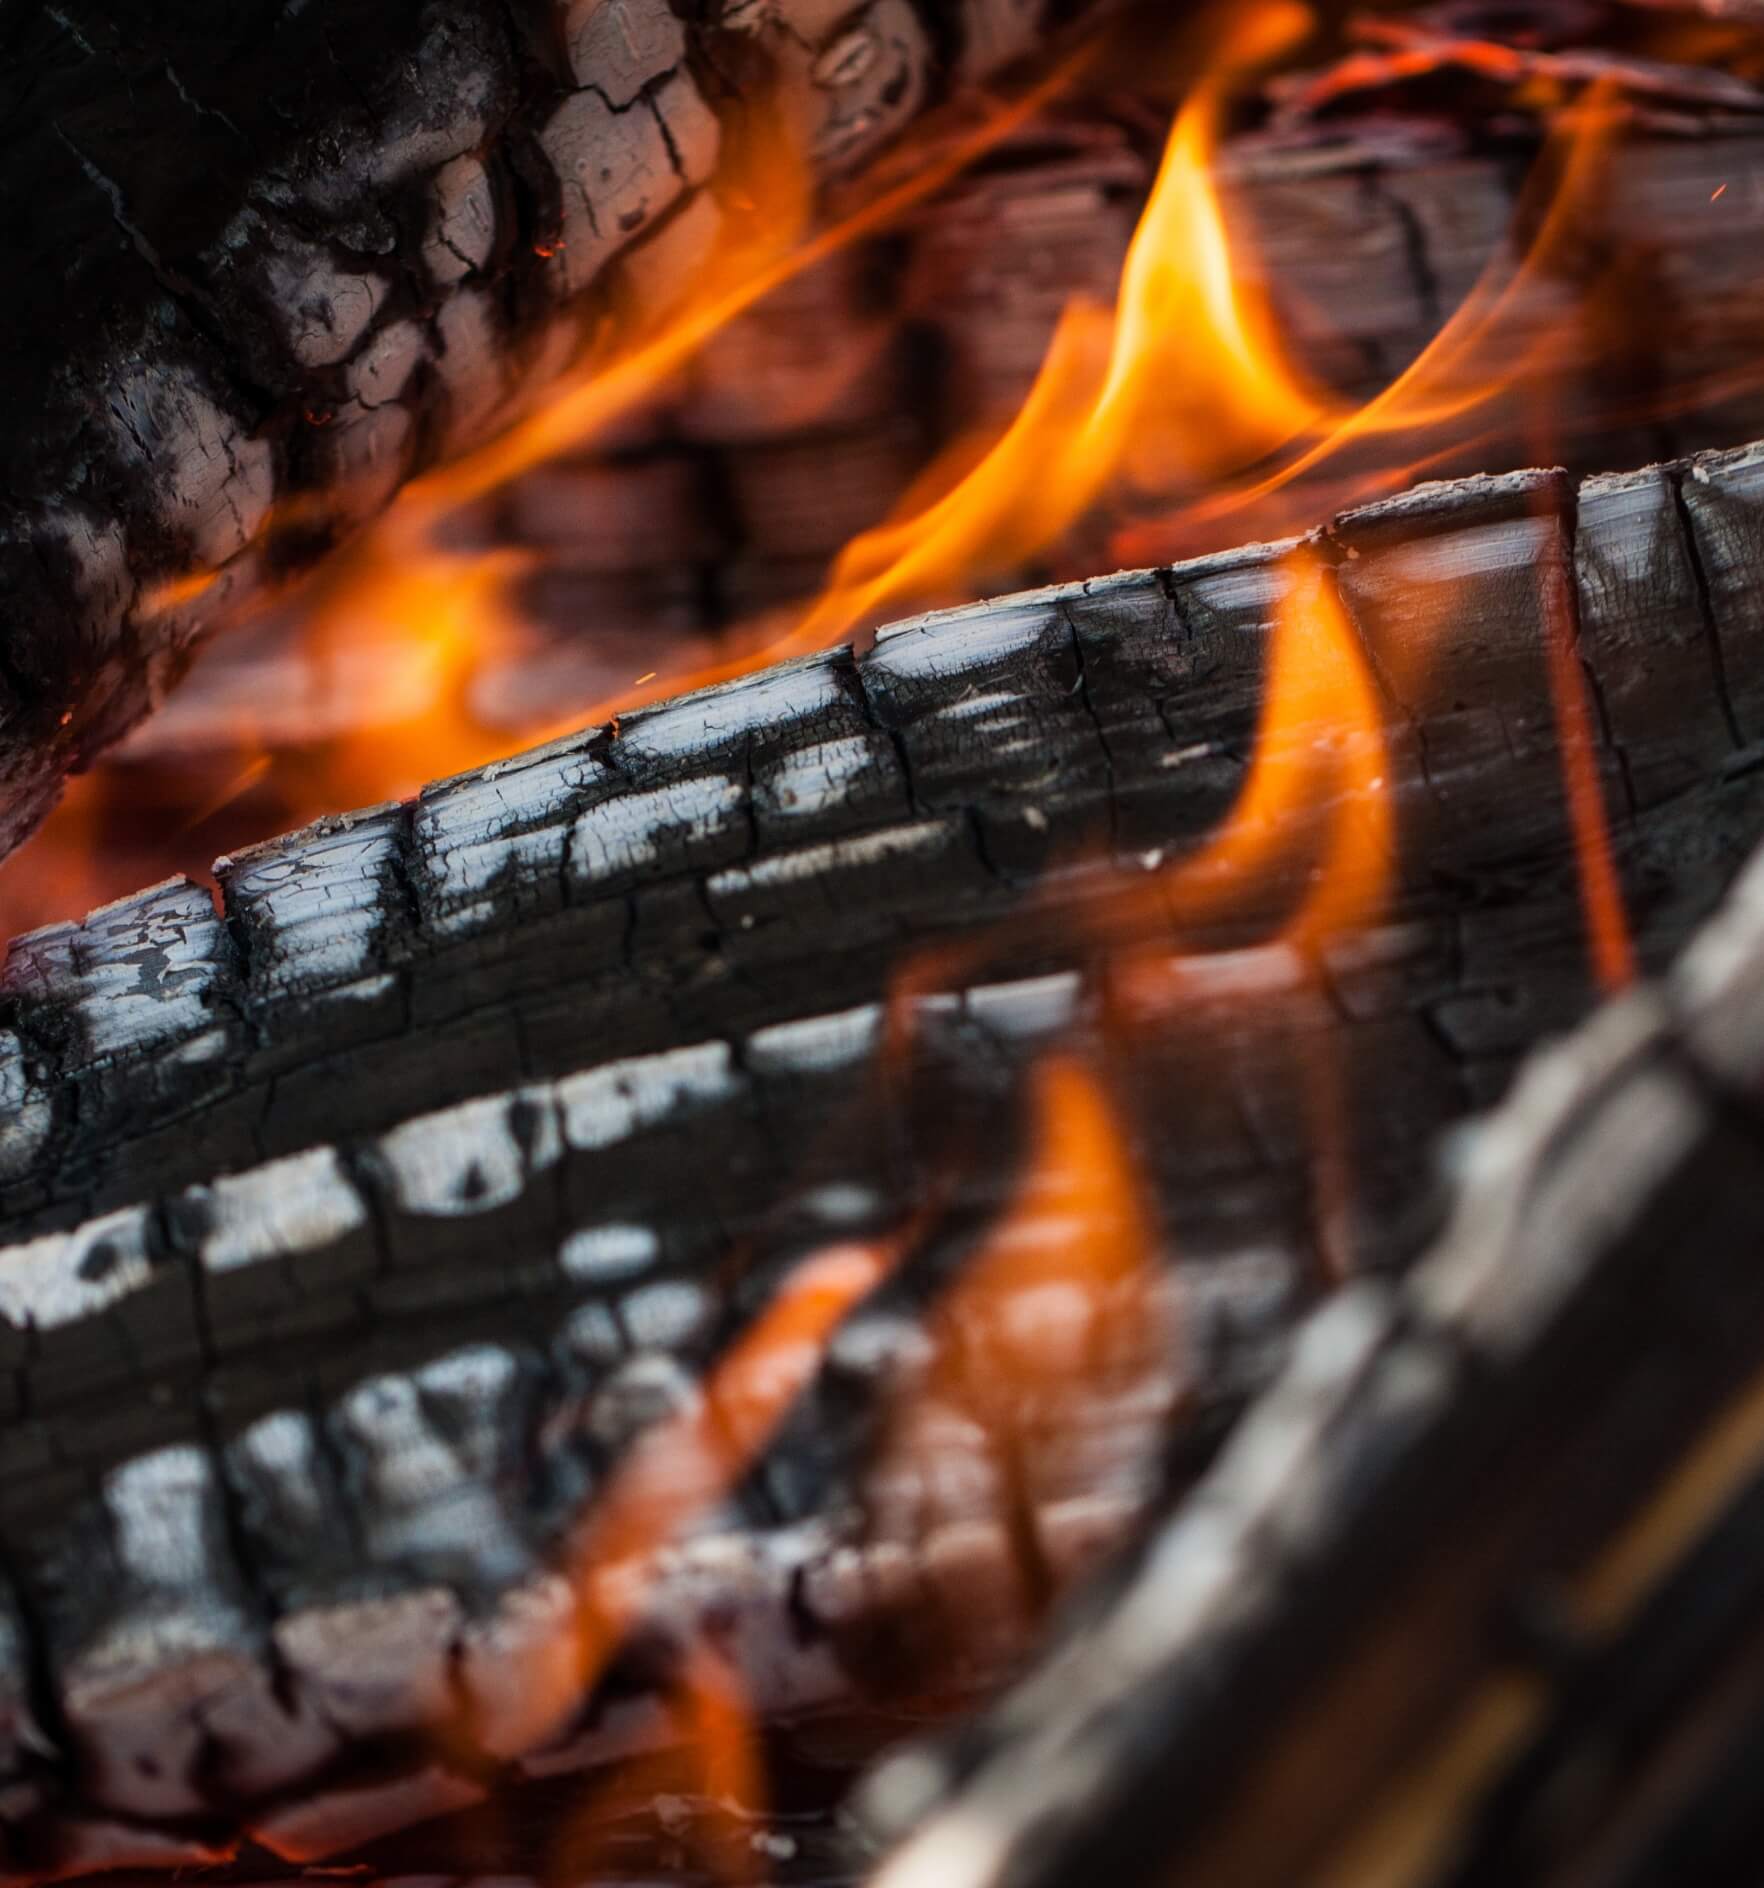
[4, 1, 1764, 1883]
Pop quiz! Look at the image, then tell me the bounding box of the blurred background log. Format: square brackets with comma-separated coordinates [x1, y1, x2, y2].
[857, 830, 1764, 1888]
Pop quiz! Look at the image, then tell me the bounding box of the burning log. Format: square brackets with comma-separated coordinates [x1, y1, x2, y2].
[0, 0, 1108, 863]
[21, 25, 1764, 948]
[856, 813, 1764, 1888]
[3, 433, 1764, 1874]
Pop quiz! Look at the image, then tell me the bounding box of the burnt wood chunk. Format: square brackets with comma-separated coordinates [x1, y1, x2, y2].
[0, 0, 1107, 860]
[3, 437, 1764, 1870]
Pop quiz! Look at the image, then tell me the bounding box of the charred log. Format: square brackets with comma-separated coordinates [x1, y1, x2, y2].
[0, 0, 1109, 862]
[856, 804, 1764, 1888]
[1, 440, 1764, 1871]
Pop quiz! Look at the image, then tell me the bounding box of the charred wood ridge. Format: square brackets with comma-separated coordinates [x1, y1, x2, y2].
[4, 446, 1764, 1235]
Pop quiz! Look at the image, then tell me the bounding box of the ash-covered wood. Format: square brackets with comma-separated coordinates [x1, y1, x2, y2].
[4, 440, 1764, 1873]
[0, 0, 1110, 863]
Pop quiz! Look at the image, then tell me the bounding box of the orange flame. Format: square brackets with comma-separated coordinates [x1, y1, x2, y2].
[782, 0, 1323, 654]
[1151, 547, 1392, 951]
[550, 1644, 765, 1887]
[936, 1054, 1155, 1402]
[886, 551, 1393, 1287]
[1194, 80, 1630, 527]
[868, 1053, 1173, 1649]
[479, 1240, 898, 1765]
[418, 62, 1087, 522]
[1117, 551, 1391, 1284]
[1542, 537, 1639, 993]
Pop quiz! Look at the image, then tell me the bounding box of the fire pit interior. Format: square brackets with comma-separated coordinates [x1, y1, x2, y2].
[4, 2, 1764, 1883]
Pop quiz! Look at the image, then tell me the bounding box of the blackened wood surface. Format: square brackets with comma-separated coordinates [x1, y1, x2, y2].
[0, 0, 1102, 862]
[856, 837, 1764, 1888]
[7, 449, 1764, 1235]
[3, 443, 1764, 1872]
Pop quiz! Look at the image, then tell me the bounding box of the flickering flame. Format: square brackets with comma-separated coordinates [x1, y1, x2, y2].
[421, 63, 1084, 521]
[783, 0, 1324, 653]
[1543, 538, 1640, 994]
[273, 533, 533, 806]
[1148, 547, 1391, 951]
[1109, 550, 1391, 1285]
[515, 1241, 896, 1760]
[1, 7, 1677, 959]
[925, 1054, 1156, 1409]
[1196, 79, 1630, 525]
[550, 1644, 765, 1886]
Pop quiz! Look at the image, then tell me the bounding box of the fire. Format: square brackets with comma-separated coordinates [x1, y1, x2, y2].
[0, 8, 1662, 965]
[787, 0, 1323, 653]
[549, 1645, 765, 1886]
[861, 1052, 1173, 1660]
[1113, 550, 1391, 1285]
[925, 1054, 1156, 1410]
[1144, 547, 1391, 952]
[0, 9, 1717, 1869]
[491, 1240, 897, 1768]
[1196, 79, 1630, 525]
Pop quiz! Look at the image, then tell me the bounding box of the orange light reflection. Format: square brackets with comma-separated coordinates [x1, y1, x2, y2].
[499, 1240, 900, 1764]
[550, 1644, 765, 1888]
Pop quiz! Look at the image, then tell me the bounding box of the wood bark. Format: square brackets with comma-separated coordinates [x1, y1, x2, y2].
[0, 0, 1105, 863]
[3, 439, 1764, 1873]
[856, 795, 1764, 1888]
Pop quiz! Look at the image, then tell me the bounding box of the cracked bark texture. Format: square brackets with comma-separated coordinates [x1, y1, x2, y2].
[3, 440, 1764, 1872]
[0, 0, 1103, 863]
[855, 808, 1764, 1888]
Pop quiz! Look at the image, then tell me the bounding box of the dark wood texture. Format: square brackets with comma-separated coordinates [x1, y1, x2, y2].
[856, 795, 1764, 1888]
[0, 0, 1103, 862]
[4, 438, 1764, 1872]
